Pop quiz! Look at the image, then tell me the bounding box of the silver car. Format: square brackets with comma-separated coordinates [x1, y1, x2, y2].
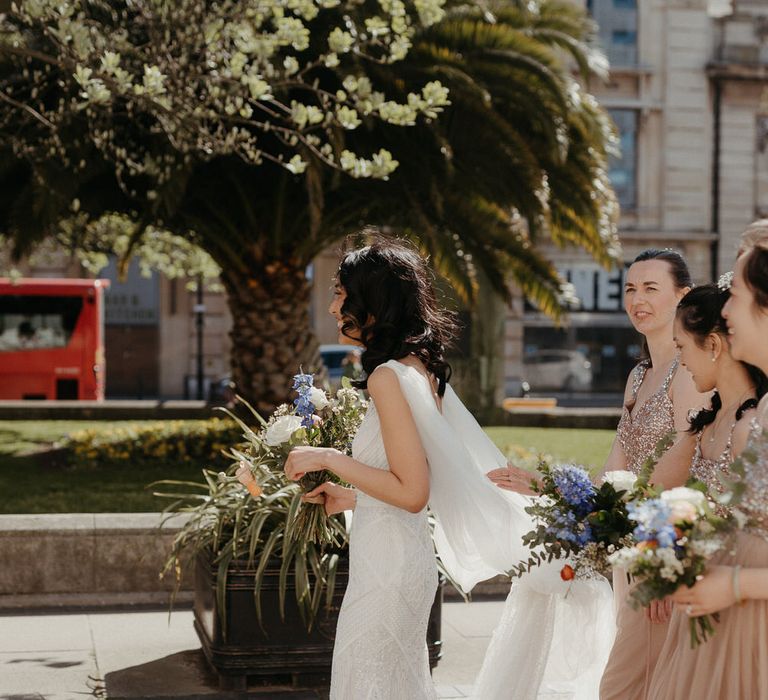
[522, 349, 592, 392]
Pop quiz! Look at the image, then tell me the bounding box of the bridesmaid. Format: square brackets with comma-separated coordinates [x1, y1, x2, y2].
[656, 284, 765, 500]
[493, 249, 708, 699]
[598, 250, 708, 700]
[649, 220, 768, 699]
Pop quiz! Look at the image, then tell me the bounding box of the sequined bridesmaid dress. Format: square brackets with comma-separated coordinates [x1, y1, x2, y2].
[600, 359, 679, 700]
[648, 413, 768, 699]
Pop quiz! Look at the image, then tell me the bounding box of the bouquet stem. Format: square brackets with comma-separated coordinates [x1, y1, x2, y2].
[291, 470, 342, 545]
[689, 612, 719, 648]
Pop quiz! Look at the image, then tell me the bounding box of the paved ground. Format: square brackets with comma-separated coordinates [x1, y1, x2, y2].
[0, 600, 503, 699]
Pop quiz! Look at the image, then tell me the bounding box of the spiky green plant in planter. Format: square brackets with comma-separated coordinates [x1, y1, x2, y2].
[154, 377, 365, 634]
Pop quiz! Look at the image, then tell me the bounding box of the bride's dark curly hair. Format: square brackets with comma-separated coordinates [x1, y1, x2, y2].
[336, 234, 458, 396]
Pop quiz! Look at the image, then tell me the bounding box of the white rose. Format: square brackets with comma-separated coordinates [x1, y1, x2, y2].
[309, 386, 330, 410]
[660, 487, 707, 521]
[602, 470, 638, 495]
[264, 415, 303, 446]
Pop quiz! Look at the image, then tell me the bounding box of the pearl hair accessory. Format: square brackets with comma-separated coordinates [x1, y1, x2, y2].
[717, 270, 734, 291]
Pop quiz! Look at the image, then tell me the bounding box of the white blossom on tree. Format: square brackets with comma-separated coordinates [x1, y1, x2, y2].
[0, 0, 450, 195]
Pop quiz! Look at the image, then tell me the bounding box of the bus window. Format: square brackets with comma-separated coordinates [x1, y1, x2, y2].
[0, 296, 84, 351]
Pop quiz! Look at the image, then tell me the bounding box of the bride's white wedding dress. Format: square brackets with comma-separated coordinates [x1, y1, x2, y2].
[330, 393, 438, 699]
[331, 360, 615, 700]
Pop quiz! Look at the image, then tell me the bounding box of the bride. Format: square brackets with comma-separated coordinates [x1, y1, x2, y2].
[284, 234, 614, 699]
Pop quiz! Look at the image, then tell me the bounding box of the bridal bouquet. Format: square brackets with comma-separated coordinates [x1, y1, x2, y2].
[509, 461, 639, 581]
[607, 485, 734, 647]
[227, 371, 367, 545]
[509, 433, 676, 582]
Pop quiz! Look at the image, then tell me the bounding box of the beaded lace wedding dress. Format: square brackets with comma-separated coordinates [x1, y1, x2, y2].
[329, 364, 438, 699]
[330, 360, 614, 700]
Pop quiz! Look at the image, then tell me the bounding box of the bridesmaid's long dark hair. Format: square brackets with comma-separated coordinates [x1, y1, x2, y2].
[677, 284, 768, 433]
[336, 233, 457, 396]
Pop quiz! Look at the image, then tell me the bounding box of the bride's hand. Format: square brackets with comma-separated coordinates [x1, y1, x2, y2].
[302, 482, 356, 515]
[285, 446, 339, 480]
[486, 464, 541, 495]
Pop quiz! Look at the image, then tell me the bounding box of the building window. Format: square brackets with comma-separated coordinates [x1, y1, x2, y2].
[608, 109, 638, 213]
[757, 115, 768, 218]
[612, 30, 637, 45]
[587, 0, 638, 66]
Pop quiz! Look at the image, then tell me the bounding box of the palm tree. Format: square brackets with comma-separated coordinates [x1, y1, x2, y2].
[0, 0, 618, 411]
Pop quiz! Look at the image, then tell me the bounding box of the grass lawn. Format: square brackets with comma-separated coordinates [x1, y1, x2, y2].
[0, 421, 615, 514]
[485, 426, 615, 473]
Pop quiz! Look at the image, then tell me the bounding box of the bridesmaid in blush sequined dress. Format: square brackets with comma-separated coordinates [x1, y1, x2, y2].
[599, 251, 708, 700]
[648, 407, 768, 699]
[671, 285, 765, 506]
[647, 221, 768, 700]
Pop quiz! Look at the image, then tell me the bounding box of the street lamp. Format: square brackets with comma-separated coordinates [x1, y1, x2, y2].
[193, 276, 205, 401]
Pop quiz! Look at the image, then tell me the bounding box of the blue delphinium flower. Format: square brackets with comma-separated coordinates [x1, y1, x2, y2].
[546, 509, 594, 547]
[655, 525, 679, 548]
[293, 372, 316, 428]
[628, 499, 678, 547]
[292, 372, 314, 392]
[628, 499, 671, 532]
[552, 464, 596, 517]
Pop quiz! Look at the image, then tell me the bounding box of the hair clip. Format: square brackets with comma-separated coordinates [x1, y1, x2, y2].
[717, 270, 733, 291]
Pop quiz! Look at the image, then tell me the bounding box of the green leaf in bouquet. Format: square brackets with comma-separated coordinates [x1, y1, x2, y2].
[283, 490, 305, 543]
[635, 430, 676, 491]
[307, 549, 326, 632]
[214, 404, 262, 442]
[233, 394, 270, 429]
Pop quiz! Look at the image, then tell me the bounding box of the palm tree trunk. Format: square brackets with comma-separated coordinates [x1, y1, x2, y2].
[221, 259, 322, 414]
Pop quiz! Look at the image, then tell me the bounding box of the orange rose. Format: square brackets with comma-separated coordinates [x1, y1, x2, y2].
[560, 565, 575, 581]
[638, 539, 658, 550]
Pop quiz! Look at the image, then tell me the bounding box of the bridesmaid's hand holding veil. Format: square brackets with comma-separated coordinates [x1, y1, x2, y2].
[486, 464, 542, 496]
[302, 481, 356, 515]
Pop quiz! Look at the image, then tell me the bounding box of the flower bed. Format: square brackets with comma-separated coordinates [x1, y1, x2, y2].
[63, 418, 241, 470]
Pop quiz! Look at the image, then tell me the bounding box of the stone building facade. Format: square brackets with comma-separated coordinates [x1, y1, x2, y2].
[505, 0, 768, 396]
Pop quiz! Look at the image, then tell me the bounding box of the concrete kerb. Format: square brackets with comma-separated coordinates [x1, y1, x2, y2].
[0, 512, 510, 612]
[0, 513, 195, 611]
[0, 401, 622, 429]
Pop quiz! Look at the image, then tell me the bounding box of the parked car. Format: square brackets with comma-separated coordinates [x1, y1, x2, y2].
[522, 349, 592, 392]
[320, 344, 362, 384]
[504, 377, 530, 398]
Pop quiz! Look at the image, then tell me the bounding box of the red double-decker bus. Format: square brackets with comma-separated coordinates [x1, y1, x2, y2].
[0, 278, 109, 400]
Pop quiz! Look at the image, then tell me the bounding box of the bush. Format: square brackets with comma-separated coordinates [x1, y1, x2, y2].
[63, 418, 241, 469]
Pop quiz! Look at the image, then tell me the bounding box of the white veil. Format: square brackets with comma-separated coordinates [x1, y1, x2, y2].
[383, 360, 615, 700]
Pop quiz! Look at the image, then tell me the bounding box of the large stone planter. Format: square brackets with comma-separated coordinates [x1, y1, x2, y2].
[194, 551, 444, 690]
